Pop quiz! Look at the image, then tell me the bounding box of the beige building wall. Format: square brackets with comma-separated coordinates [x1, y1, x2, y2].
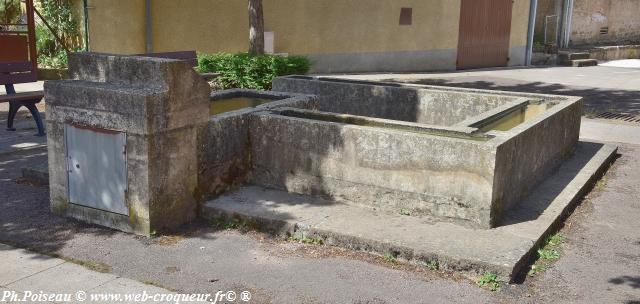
[152, 0, 248, 53]
[509, 0, 532, 66]
[571, 0, 640, 46]
[85, 0, 146, 54]
[264, 0, 463, 73]
[77, 0, 533, 72]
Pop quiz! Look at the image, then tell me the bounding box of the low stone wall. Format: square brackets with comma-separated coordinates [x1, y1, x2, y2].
[248, 111, 497, 227]
[272, 76, 519, 126]
[196, 89, 318, 202]
[490, 99, 582, 222]
[588, 45, 640, 61]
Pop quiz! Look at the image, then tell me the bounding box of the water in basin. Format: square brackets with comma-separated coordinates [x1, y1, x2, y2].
[480, 103, 552, 132]
[210, 97, 273, 115]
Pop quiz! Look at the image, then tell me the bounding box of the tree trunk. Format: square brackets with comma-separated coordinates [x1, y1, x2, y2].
[248, 0, 264, 56]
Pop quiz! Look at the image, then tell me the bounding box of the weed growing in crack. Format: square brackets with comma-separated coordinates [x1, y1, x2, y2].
[477, 272, 500, 291]
[424, 260, 439, 271]
[528, 233, 565, 276]
[383, 253, 398, 264]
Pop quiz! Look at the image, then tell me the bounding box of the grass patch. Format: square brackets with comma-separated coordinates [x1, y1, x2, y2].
[62, 257, 112, 273]
[383, 253, 398, 264]
[399, 208, 411, 216]
[424, 260, 439, 271]
[595, 177, 607, 190]
[289, 234, 324, 245]
[528, 233, 565, 277]
[477, 272, 500, 291]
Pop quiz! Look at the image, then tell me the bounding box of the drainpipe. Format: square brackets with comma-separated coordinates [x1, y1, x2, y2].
[83, 0, 89, 51]
[525, 0, 538, 66]
[145, 0, 152, 53]
[560, 0, 574, 48]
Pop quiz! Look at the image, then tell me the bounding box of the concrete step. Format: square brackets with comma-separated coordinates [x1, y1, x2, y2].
[558, 52, 592, 65]
[203, 141, 617, 282]
[559, 52, 591, 61]
[571, 59, 598, 67]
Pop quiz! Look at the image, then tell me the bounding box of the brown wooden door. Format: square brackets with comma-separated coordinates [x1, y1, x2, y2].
[457, 0, 513, 70]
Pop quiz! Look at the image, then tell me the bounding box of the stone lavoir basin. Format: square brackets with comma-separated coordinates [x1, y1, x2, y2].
[250, 76, 582, 228]
[47, 54, 614, 281]
[46, 53, 581, 231]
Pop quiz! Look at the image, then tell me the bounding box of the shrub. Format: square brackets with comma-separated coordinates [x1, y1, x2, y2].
[35, 0, 83, 68]
[197, 52, 311, 90]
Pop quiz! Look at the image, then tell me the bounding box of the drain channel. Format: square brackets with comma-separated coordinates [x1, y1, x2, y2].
[594, 112, 640, 123]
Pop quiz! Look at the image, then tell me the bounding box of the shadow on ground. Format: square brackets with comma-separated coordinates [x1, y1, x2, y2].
[610, 276, 640, 289]
[0, 148, 228, 256]
[388, 77, 640, 117]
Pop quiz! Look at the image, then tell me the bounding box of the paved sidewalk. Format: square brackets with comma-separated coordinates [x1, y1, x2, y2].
[581, 118, 640, 145]
[0, 243, 172, 303]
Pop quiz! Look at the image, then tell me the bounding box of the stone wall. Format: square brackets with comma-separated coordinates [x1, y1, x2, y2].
[570, 0, 640, 46]
[491, 99, 582, 222]
[248, 111, 497, 227]
[196, 90, 319, 202]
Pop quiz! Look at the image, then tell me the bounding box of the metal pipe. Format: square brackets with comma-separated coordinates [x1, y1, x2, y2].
[565, 0, 574, 48]
[526, 0, 539, 66]
[83, 0, 89, 51]
[145, 0, 152, 53]
[560, 0, 574, 48]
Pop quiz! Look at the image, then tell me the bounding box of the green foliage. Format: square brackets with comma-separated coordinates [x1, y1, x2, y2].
[528, 233, 564, 277]
[35, 0, 82, 68]
[0, 0, 22, 25]
[546, 234, 564, 247]
[399, 208, 411, 216]
[424, 260, 439, 271]
[222, 218, 250, 230]
[537, 248, 560, 260]
[289, 234, 324, 245]
[477, 272, 500, 292]
[533, 40, 545, 50]
[383, 253, 398, 264]
[197, 52, 311, 90]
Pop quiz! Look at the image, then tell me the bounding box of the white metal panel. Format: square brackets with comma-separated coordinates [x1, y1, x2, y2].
[65, 124, 128, 215]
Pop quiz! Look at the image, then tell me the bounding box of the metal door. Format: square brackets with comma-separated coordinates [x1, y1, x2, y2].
[65, 124, 128, 215]
[457, 0, 513, 69]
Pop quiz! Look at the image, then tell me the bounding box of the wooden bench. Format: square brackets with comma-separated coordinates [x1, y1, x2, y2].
[1, 0, 46, 136]
[1, 61, 46, 137]
[1, 87, 45, 136]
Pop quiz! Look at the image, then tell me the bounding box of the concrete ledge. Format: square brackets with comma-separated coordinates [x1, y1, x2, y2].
[589, 45, 640, 61]
[204, 141, 617, 281]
